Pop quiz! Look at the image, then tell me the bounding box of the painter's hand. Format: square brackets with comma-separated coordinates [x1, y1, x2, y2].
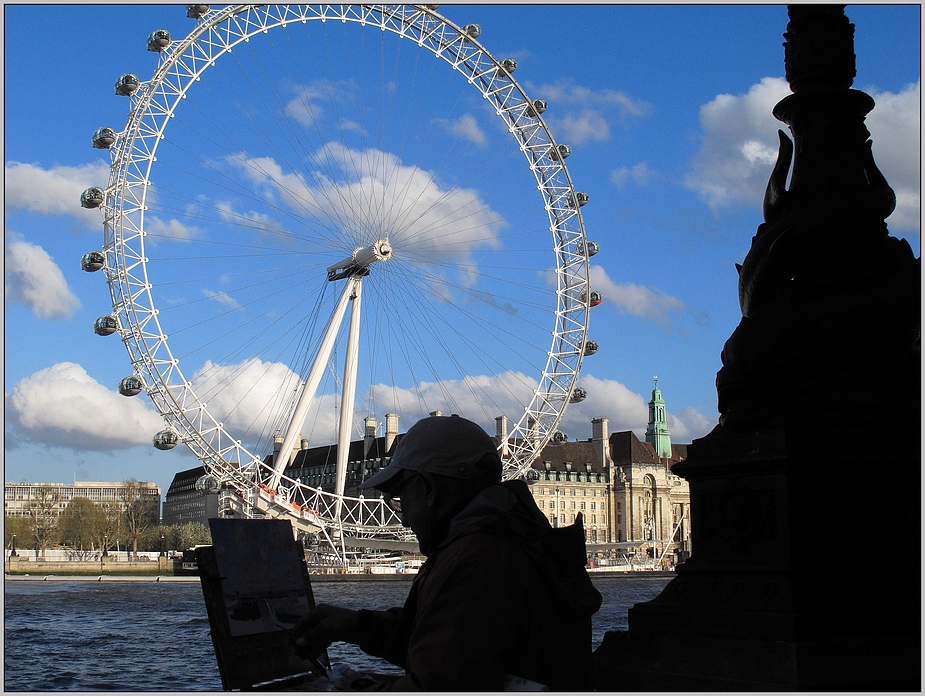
[292, 603, 361, 658]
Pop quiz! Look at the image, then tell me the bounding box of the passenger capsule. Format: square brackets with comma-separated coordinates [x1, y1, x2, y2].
[80, 187, 104, 209]
[551, 430, 568, 443]
[498, 58, 517, 75]
[578, 240, 600, 257]
[526, 99, 547, 117]
[186, 4, 209, 18]
[147, 29, 171, 52]
[463, 23, 480, 39]
[91, 127, 117, 149]
[568, 191, 589, 208]
[569, 387, 587, 404]
[195, 473, 222, 492]
[549, 144, 572, 161]
[80, 251, 105, 272]
[155, 429, 181, 451]
[424, 4, 439, 9]
[114, 73, 140, 96]
[93, 315, 119, 336]
[118, 375, 144, 397]
[582, 339, 599, 356]
[581, 291, 603, 307]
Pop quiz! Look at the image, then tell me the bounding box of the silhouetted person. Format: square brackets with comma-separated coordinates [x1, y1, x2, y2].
[292, 414, 602, 690]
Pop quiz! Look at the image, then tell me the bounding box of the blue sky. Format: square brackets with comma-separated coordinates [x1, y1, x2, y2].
[4, 4, 920, 500]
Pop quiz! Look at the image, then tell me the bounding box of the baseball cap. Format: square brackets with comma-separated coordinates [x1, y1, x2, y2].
[360, 415, 502, 492]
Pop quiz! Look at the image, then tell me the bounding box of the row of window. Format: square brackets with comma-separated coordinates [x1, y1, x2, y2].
[537, 500, 601, 511]
[547, 513, 602, 526]
[537, 487, 603, 497]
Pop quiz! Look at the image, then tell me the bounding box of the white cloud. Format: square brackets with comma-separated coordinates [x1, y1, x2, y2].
[144, 215, 202, 242]
[589, 265, 689, 331]
[866, 82, 920, 233]
[525, 79, 651, 146]
[686, 78, 920, 235]
[435, 113, 487, 147]
[203, 289, 242, 309]
[550, 373, 716, 443]
[685, 76, 791, 211]
[6, 362, 165, 451]
[611, 162, 658, 189]
[226, 144, 505, 291]
[4, 161, 110, 218]
[5, 232, 81, 319]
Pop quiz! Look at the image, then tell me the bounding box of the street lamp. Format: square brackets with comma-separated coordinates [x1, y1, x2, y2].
[10, 533, 17, 558]
[102, 534, 109, 557]
[160, 534, 166, 557]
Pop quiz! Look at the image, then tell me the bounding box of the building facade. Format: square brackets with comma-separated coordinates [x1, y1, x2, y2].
[4, 480, 161, 522]
[161, 466, 220, 526]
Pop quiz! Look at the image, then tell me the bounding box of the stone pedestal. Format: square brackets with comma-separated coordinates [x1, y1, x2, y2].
[594, 430, 920, 690]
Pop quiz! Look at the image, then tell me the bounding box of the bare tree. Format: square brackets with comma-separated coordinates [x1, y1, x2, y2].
[26, 487, 60, 559]
[119, 479, 160, 559]
[58, 497, 106, 551]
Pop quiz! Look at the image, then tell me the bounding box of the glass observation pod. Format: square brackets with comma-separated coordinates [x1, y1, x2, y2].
[568, 191, 589, 208]
[498, 58, 517, 76]
[80, 187, 104, 209]
[582, 339, 599, 356]
[578, 240, 600, 257]
[93, 315, 119, 336]
[114, 73, 139, 96]
[526, 99, 547, 117]
[118, 375, 144, 397]
[154, 429, 181, 451]
[195, 473, 221, 493]
[424, 4, 440, 9]
[569, 386, 588, 403]
[147, 29, 171, 52]
[550, 144, 572, 161]
[80, 250, 105, 272]
[581, 291, 603, 307]
[463, 23, 481, 39]
[91, 127, 117, 149]
[551, 430, 568, 443]
[186, 4, 209, 18]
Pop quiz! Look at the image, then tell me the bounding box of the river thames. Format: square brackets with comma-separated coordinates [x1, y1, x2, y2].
[4, 574, 671, 691]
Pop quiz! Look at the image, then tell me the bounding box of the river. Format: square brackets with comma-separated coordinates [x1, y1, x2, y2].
[3, 574, 671, 691]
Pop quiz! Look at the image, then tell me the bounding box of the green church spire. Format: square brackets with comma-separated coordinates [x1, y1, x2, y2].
[645, 376, 672, 459]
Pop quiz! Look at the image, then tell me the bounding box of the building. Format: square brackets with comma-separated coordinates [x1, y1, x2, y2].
[161, 466, 220, 526]
[4, 480, 161, 522]
[593, 379, 691, 564]
[527, 439, 610, 541]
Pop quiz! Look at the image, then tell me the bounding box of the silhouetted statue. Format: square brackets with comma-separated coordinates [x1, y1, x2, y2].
[715, 5, 920, 434]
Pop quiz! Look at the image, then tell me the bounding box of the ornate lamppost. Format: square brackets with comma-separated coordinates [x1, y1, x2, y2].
[10, 533, 17, 558]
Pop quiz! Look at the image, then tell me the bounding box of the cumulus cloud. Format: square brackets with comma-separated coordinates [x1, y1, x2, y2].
[525, 79, 651, 146]
[686, 78, 921, 235]
[5, 232, 81, 319]
[226, 144, 505, 291]
[550, 373, 716, 443]
[611, 162, 658, 189]
[6, 362, 165, 451]
[144, 215, 202, 242]
[866, 82, 920, 233]
[5, 161, 110, 218]
[589, 265, 693, 331]
[434, 113, 487, 147]
[685, 76, 791, 211]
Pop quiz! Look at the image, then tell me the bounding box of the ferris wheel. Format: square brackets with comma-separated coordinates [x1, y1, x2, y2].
[80, 4, 597, 559]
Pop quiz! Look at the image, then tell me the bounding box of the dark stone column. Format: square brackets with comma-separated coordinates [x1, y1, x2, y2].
[593, 6, 920, 690]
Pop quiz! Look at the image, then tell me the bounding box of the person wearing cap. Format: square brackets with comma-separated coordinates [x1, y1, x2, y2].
[291, 414, 602, 691]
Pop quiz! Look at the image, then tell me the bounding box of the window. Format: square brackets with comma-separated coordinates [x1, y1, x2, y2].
[538, 500, 544, 509]
[591, 514, 597, 524]
[591, 502, 596, 510]
[617, 502, 622, 511]
[580, 502, 586, 510]
[617, 515, 622, 525]
[570, 501, 576, 510]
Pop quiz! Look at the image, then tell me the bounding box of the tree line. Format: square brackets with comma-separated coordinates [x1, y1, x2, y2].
[4, 479, 211, 557]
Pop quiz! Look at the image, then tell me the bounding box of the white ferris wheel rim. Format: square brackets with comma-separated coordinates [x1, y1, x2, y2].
[97, 4, 591, 538]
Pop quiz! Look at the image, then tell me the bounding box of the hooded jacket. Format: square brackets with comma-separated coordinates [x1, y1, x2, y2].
[355, 479, 603, 691]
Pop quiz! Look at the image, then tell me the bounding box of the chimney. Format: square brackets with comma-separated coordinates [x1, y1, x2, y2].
[364, 416, 377, 458]
[385, 413, 399, 452]
[592, 417, 611, 471]
[429, 410, 443, 417]
[495, 415, 509, 458]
